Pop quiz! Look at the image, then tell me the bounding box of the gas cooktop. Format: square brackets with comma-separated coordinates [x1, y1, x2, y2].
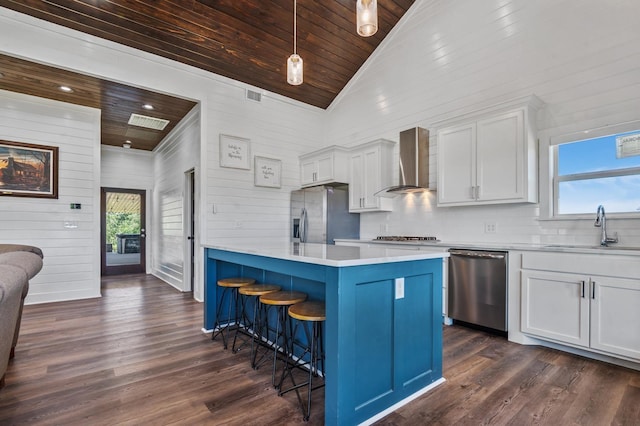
[374, 236, 439, 242]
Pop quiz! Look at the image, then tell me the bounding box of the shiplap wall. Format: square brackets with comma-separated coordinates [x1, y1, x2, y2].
[152, 105, 200, 292]
[205, 92, 325, 248]
[0, 90, 101, 303]
[1, 7, 326, 302]
[327, 0, 640, 247]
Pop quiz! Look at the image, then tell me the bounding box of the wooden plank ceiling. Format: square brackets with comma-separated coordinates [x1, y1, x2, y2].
[0, 54, 198, 151]
[0, 0, 415, 150]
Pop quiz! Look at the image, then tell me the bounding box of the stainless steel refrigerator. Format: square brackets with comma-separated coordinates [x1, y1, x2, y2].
[291, 185, 360, 244]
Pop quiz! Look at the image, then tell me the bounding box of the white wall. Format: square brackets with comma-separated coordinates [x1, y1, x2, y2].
[205, 89, 325, 248]
[0, 90, 101, 303]
[0, 7, 326, 303]
[152, 105, 200, 292]
[327, 0, 640, 247]
[101, 145, 155, 190]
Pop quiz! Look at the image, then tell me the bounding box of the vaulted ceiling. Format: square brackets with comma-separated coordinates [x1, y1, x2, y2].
[0, 0, 416, 150]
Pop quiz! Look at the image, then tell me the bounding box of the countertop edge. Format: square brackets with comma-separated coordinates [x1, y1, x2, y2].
[205, 243, 449, 267]
[334, 239, 640, 256]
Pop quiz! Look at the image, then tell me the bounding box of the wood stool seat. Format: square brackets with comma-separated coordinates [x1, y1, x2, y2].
[217, 277, 255, 288]
[239, 284, 281, 296]
[211, 277, 256, 349]
[259, 290, 307, 306]
[288, 301, 326, 322]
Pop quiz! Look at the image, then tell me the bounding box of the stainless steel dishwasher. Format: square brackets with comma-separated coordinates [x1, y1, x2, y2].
[448, 249, 508, 332]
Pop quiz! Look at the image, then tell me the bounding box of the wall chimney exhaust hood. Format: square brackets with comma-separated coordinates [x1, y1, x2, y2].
[376, 127, 430, 197]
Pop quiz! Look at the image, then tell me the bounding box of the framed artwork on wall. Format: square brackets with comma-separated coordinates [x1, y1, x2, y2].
[219, 134, 251, 169]
[0, 140, 59, 199]
[254, 156, 282, 188]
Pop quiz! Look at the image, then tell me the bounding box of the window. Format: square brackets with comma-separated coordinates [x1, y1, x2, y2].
[554, 129, 640, 215]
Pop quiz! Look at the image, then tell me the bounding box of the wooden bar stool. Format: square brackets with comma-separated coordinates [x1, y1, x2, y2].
[278, 301, 325, 422]
[233, 284, 281, 360]
[211, 277, 255, 349]
[257, 290, 307, 388]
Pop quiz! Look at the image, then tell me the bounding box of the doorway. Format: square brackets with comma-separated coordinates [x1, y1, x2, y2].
[101, 187, 146, 275]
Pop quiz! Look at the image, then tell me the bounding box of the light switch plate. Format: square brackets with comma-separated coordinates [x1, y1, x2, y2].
[395, 277, 405, 299]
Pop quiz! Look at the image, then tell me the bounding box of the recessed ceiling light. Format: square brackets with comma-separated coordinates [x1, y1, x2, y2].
[142, 104, 154, 110]
[59, 85, 74, 93]
[123, 140, 132, 149]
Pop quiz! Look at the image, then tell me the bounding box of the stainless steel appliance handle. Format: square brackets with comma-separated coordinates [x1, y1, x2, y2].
[300, 208, 307, 243]
[449, 249, 506, 259]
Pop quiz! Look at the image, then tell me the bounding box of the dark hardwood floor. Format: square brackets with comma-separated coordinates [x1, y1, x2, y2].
[1, 274, 639, 425]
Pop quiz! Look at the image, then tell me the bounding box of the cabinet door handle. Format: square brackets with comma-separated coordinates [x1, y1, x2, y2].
[470, 186, 475, 199]
[581, 280, 585, 298]
[591, 280, 596, 299]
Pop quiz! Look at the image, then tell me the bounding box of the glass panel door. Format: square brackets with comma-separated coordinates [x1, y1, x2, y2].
[101, 188, 146, 275]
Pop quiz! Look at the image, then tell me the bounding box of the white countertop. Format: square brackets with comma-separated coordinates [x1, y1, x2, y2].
[334, 239, 640, 256]
[205, 242, 449, 267]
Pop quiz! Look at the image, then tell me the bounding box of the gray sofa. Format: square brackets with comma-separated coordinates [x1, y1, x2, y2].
[0, 244, 43, 389]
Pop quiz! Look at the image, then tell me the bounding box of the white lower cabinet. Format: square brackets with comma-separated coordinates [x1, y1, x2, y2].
[521, 269, 640, 361]
[521, 271, 590, 347]
[590, 276, 640, 360]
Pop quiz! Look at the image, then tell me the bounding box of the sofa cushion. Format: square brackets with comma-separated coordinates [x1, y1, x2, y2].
[1, 265, 28, 385]
[0, 252, 43, 281]
[0, 244, 43, 258]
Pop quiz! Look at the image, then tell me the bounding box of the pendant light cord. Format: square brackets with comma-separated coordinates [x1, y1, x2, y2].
[293, 0, 297, 55]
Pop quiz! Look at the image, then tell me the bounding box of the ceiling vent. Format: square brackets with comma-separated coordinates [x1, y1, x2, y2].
[127, 113, 170, 130]
[246, 89, 262, 103]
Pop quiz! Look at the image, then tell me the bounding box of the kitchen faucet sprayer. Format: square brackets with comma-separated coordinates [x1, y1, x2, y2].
[594, 205, 618, 247]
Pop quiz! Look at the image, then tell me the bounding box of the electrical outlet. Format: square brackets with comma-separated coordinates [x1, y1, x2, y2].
[484, 222, 497, 233]
[395, 277, 405, 299]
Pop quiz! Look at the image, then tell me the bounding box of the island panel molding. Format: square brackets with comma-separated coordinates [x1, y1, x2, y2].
[0, 140, 59, 199]
[254, 156, 281, 188]
[219, 134, 251, 169]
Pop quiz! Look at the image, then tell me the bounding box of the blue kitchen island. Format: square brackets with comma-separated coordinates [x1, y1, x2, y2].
[204, 243, 448, 425]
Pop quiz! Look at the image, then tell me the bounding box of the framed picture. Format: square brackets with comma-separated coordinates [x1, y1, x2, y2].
[254, 156, 282, 188]
[219, 134, 251, 169]
[0, 140, 58, 199]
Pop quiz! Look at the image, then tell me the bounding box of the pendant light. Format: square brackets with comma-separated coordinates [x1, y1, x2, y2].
[287, 0, 303, 85]
[357, 0, 378, 37]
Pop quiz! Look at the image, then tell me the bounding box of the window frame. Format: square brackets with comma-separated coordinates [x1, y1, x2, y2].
[549, 121, 640, 219]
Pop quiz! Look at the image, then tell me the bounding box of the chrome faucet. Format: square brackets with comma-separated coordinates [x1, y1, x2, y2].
[594, 205, 618, 246]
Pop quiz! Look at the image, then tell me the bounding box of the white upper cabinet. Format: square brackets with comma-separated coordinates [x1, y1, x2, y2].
[437, 123, 476, 204]
[437, 96, 542, 206]
[349, 139, 395, 212]
[299, 146, 349, 187]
